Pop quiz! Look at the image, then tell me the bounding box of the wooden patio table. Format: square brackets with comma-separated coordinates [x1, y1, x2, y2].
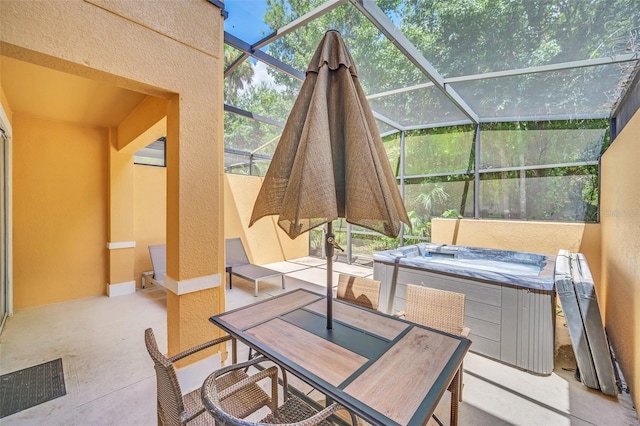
[209, 288, 471, 426]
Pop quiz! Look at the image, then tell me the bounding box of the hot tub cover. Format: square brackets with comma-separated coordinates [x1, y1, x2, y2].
[373, 243, 555, 291]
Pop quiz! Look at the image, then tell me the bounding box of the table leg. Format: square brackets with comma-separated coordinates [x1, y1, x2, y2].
[450, 369, 460, 426]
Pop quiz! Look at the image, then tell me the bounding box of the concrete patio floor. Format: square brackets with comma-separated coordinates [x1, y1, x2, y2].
[0, 257, 637, 425]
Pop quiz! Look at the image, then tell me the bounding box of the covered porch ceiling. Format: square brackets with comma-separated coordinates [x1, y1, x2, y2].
[0, 56, 146, 129]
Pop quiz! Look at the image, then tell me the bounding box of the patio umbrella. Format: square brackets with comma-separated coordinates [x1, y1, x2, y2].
[250, 30, 410, 329]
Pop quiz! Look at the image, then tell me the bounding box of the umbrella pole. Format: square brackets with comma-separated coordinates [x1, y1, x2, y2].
[326, 222, 334, 330]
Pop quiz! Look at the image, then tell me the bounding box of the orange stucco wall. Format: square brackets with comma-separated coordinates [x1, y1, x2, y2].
[12, 114, 107, 308]
[134, 164, 166, 288]
[224, 174, 308, 265]
[601, 109, 640, 412]
[0, 87, 11, 124]
[1, 0, 225, 355]
[130, 171, 308, 289]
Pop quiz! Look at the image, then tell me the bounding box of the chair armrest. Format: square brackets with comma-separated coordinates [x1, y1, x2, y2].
[394, 311, 406, 318]
[461, 327, 471, 338]
[202, 355, 278, 414]
[209, 354, 269, 374]
[169, 334, 234, 363]
[182, 407, 207, 424]
[306, 402, 344, 424]
[218, 366, 279, 401]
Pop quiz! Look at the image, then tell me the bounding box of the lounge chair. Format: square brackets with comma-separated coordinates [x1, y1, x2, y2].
[142, 244, 167, 289]
[225, 238, 285, 297]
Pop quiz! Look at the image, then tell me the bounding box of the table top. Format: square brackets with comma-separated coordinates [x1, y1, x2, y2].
[210, 288, 471, 426]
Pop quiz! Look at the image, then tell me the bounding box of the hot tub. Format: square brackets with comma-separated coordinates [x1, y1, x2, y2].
[373, 243, 556, 375]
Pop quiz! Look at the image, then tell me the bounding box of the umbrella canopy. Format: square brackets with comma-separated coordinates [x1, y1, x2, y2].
[249, 30, 410, 239]
[250, 30, 410, 329]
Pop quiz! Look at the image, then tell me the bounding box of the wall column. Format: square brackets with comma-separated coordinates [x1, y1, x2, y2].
[107, 128, 136, 296]
[165, 90, 226, 358]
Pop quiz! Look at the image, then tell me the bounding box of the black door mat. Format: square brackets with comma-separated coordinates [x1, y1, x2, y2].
[0, 358, 66, 418]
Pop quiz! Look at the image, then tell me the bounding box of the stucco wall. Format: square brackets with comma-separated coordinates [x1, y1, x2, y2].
[224, 174, 308, 264]
[9, 140, 309, 302]
[0, 86, 11, 124]
[129, 172, 308, 290]
[1, 0, 225, 355]
[12, 114, 107, 308]
[601, 108, 640, 412]
[133, 164, 166, 288]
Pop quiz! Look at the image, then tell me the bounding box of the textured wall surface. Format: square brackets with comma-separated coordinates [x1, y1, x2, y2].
[12, 114, 108, 308]
[134, 164, 167, 288]
[1, 0, 225, 356]
[132, 171, 308, 289]
[601, 109, 640, 414]
[224, 174, 309, 265]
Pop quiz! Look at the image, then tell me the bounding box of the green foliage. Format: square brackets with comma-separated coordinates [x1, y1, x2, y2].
[477, 120, 608, 221]
[480, 120, 610, 167]
[414, 183, 449, 213]
[407, 210, 431, 239]
[441, 209, 463, 219]
[398, 0, 638, 73]
[352, 232, 401, 254]
[224, 111, 282, 154]
[382, 133, 402, 176]
[223, 0, 620, 223]
[404, 126, 475, 176]
[264, 0, 415, 94]
[309, 229, 324, 255]
[224, 45, 255, 102]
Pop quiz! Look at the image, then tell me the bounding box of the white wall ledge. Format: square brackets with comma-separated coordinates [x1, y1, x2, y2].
[107, 241, 136, 250]
[163, 273, 221, 295]
[107, 280, 136, 297]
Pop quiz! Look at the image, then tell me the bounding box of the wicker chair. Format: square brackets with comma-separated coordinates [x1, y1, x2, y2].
[201, 356, 345, 425]
[397, 284, 471, 425]
[145, 328, 271, 425]
[336, 274, 381, 311]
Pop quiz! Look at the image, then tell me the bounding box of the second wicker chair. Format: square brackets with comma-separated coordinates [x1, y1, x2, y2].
[397, 284, 471, 425]
[201, 356, 344, 425]
[336, 274, 381, 311]
[145, 328, 271, 425]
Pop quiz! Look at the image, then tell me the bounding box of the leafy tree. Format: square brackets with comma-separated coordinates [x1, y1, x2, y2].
[414, 183, 449, 214]
[398, 0, 639, 115]
[224, 45, 255, 103]
[224, 0, 624, 229]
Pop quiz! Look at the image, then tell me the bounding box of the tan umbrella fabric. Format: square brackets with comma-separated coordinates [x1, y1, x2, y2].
[250, 30, 410, 239]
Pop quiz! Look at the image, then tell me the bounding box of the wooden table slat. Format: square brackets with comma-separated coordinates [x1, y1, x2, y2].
[246, 318, 368, 387]
[305, 300, 409, 341]
[344, 327, 458, 425]
[219, 290, 322, 330]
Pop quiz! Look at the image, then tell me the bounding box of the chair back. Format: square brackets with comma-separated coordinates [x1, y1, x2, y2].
[201, 356, 343, 426]
[337, 274, 381, 311]
[404, 284, 465, 336]
[225, 238, 250, 267]
[148, 245, 166, 282]
[144, 328, 185, 426]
